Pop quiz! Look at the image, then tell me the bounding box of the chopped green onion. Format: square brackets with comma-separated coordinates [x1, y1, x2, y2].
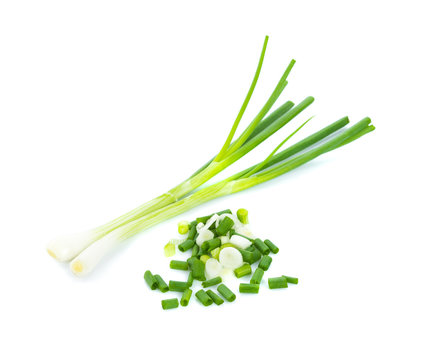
[205, 258, 223, 279]
[239, 283, 260, 294]
[196, 209, 232, 224]
[188, 258, 206, 281]
[202, 276, 222, 288]
[217, 284, 236, 302]
[170, 260, 189, 271]
[230, 234, 252, 249]
[282, 275, 298, 284]
[250, 268, 264, 284]
[187, 271, 194, 287]
[239, 249, 254, 264]
[200, 254, 210, 264]
[201, 237, 221, 252]
[164, 242, 176, 257]
[161, 298, 179, 310]
[258, 255, 272, 271]
[191, 244, 199, 257]
[236, 208, 249, 224]
[187, 221, 198, 241]
[250, 248, 262, 264]
[268, 276, 288, 289]
[154, 274, 169, 293]
[210, 247, 220, 260]
[264, 239, 279, 254]
[195, 289, 213, 306]
[178, 239, 195, 252]
[234, 263, 252, 278]
[168, 280, 189, 292]
[206, 290, 224, 305]
[245, 245, 255, 252]
[180, 289, 193, 306]
[144, 270, 158, 290]
[216, 216, 235, 236]
[178, 221, 190, 235]
[219, 246, 243, 269]
[253, 238, 270, 255]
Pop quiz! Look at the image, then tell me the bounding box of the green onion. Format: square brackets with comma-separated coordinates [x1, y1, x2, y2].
[188, 258, 206, 281]
[258, 255, 272, 271]
[196, 209, 232, 224]
[268, 276, 288, 289]
[200, 255, 210, 264]
[217, 284, 236, 302]
[201, 237, 221, 252]
[187, 221, 198, 241]
[187, 271, 194, 287]
[202, 276, 222, 288]
[206, 290, 224, 305]
[210, 247, 220, 260]
[283, 275, 298, 284]
[234, 263, 252, 278]
[250, 268, 264, 284]
[264, 239, 279, 254]
[168, 280, 189, 292]
[180, 289, 193, 307]
[163, 241, 176, 257]
[161, 298, 179, 310]
[216, 216, 235, 236]
[56, 34, 374, 276]
[250, 248, 262, 264]
[170, 260, 189, 271]
[239, 249, 254, 264]
[253, 238, 270, 255]
[195, 290, 213, 306]
[239, 283, 260, 294]
[178, 239, 195, 252]
[144, 270, 158, 290]
[236, 208, 249, 224]
[191, 244, 199, 257]
[154, 274, 169, 293]
[178, 221, 190, 235]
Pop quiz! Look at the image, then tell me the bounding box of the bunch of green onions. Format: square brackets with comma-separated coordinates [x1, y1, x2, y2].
[47, 36, 375, 276]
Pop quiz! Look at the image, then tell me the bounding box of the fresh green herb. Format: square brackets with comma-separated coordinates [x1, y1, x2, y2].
[264, 239, 279, 254]
[206, 290, 224, 305]
[163, 241, 176, 257]
[234, 264, 252, 278]
[144, 270, 158, 290]
[202, 276, 222, 288]
[253, 239, 270, 255]
[169, 260, 189, 271]
[201, 238, 221, 252]
[154, 274, 169, 293]
[178, 221, 190, 235]
[250, 268, 264, 285]
[239, 283, 260, 294]
[178, 239, 195, 252]
[161, 298, 179, 310]
[268, 276, 288, 289]
[217, 284, 236, 302]
[180, 289, 193, 307]
[216, 216, 235, 236]
[283, 275, 298, 284]
[258, 255, 272, 271]
[236, 208, 249, 224]
[168, 280, 189, 292]
[195, 290, 213, 306]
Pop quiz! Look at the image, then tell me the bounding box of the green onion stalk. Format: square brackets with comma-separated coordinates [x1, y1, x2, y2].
[70, 117, 374, 276]
[47, 36, 311, 262]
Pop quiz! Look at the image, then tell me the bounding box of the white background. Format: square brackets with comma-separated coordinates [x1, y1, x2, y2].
[1, 1, 424, 359]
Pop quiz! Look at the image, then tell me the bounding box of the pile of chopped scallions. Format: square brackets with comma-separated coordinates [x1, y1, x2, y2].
[146, 209, 298, 309]
[47, 35, 375, 277]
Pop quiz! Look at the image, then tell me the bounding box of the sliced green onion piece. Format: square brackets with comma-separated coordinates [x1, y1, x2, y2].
[250, 248, 262, 263]
[188, 258, 206, 281]
[154, 274, 169, 293]
[206, 290, 224, 305]
[217, 284, 236, 302]
[180, 289, 193, 306]
[239, 283, 260, 294]
[178, 239, 195, 252]
[144, 270, 158, 290]
[195, 289, 213, 306]
[178, 221, 190, 235]
[258, 255, 272, 271]
[187, 271, 194, 287]
[210, 247, 220, 260]
[196, 209, 232, 224]
[253, 238, 270, 255]
[201, 237, 221, 252]
[168, 280, 189, 292]
[268, 276, 288, 289]
[250, 268, 264, 284]
[205, 258, 223, 279]
[230, 234, 252, 249]
[202, 276, 222, 288]
[161, 298, 179, 310]
[234, 263, 252, 278]
[282, 275, 298, 284]
[200, 254, 210, 264]
[264, 239, 279, 254]
[164, 242, 176, 257]
[187, 221, 198, 241]
[216, 216, 235, 236]
[239, 249, 254, 264]
[170, 260, 189, 271]
[219, 247, 243, 269]
[191, 244, 199, 257]
[236, 208, 249, 224]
